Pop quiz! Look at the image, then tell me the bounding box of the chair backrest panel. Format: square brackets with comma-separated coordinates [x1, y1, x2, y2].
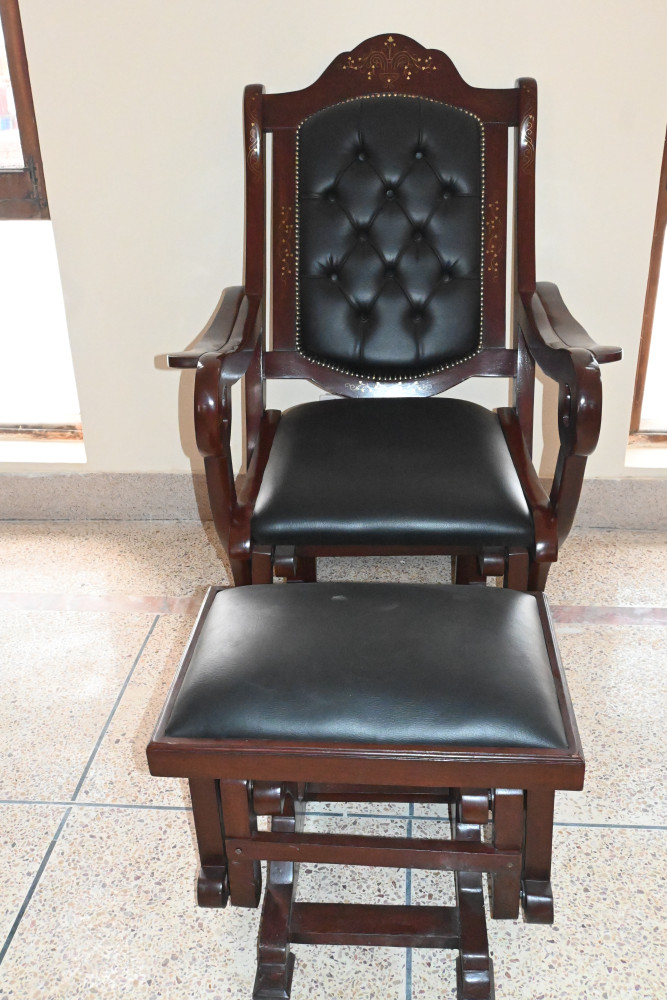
[256, 35, 529, 397]
[297, 96, 484, 379]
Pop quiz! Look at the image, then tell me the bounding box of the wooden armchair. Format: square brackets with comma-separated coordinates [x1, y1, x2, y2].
[167, 34, 621, 589]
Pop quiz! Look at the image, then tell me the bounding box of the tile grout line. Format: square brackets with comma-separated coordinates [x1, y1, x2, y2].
[0, 615, 160, 969]
[69, 615, 160, 802]
[2, 801, 665, 832]
[405, 802, 414, 1000]
[0, 807, 72, 967]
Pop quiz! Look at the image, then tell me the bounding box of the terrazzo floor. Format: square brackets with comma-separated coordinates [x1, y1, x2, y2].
[0, 521, 665, 999]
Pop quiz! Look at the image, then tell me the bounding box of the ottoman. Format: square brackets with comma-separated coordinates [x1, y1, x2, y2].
[147, 583, 583, 1000]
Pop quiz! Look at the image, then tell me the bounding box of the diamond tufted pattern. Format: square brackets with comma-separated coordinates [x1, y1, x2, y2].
[297, 96, 484, 379]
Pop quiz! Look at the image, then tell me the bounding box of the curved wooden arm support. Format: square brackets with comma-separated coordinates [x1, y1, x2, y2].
[534, 282, 622, 365]
[497, 408, 557, 563]
[166, 286, 245, 369]
[518, 288, 606, 547]
[192, 294, 263, 561]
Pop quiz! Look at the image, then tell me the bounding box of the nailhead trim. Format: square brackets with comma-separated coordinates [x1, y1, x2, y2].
[293, 93, 486, 383]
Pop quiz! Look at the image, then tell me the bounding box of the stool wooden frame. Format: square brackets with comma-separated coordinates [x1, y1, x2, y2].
[147, 589, 583, 1000]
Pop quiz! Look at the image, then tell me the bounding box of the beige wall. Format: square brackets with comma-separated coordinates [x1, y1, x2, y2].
[9, 0, 667, 477]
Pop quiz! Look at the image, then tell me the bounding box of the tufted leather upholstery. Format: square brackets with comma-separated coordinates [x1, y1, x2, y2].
[251, 398, 533, 547]
[297, 96, 484, 379]
[164, 584, 568, 749]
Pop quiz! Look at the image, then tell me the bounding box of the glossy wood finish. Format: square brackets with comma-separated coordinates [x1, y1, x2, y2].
[165, 34, 621, 590]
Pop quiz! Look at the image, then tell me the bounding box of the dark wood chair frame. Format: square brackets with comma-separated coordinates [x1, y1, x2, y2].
[148, 587, 584, 1000]
[165, 34, 621, 591]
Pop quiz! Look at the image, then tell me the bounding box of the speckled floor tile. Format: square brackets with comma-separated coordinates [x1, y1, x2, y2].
[411, 826, 666, 1000]
[0, 521, 229, 598]
[289, 813, 409, 1000]
[0, 611, 155, 801]
[545, 528, 667, 607]
[554, 624, 667, 825]
[0, 806, 406, 999]
[318, 555, 451, 584]
[289, 943, 406, 1000]
[0, 806, 259, 999]
[0, 804, 66, 945]
[298, 814, 407, 905]
[78, 615, 196, 808]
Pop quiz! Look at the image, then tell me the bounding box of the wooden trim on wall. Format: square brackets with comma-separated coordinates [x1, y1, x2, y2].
[630, 126, 667, 434]
[0, 0, 48, 219]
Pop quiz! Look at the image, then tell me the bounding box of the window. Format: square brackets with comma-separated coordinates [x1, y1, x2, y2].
[630, 127, 667, 442]
[0, 0, 47, 219]
[0, 0, 84, 462]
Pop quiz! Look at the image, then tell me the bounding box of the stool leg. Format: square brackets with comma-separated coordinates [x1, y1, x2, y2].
[452, 791, 495, 1000]
[219, 780, 262, 908]
[254, 785, 304, 1000]
[522, 788, 555, 924]
[489, 789, 523, 920]
[189, 778, 229, 908]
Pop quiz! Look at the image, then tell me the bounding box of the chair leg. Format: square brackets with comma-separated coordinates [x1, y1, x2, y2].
[451, 791, 495, 1000]
[454, 555, 486, 585]
[489, 789, 523, 919]
[189, 778, 229, 908]
[254, 786, 305, 1000]
[528, 561, 551, 592]
[252, 547, 274, 584]
[292, 556, 316, 583]
[230, 558, 252, 587]
[219, 780, 262, 908]
[522, 788, 555, 924]
[504, 549, 530, 591]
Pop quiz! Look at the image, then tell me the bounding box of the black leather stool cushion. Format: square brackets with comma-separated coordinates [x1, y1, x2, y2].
[251, 398, 533, 547]
[165, 584, 567, 749]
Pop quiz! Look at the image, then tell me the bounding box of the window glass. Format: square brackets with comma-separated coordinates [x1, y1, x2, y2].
[0, 16, 23, 169]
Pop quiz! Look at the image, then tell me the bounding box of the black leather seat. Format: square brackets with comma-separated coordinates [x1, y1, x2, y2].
[252, 397, 533, 547]
[165, 583, 567, 749]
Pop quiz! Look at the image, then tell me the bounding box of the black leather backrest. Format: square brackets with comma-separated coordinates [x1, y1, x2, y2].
[296, 96, 484, 380]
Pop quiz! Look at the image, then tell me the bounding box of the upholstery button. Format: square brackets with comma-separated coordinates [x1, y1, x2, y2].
[386, 188, 395, 199]
[357, 229, 368, 242]
[328, 190, 337, 202]
[414, 149, 424, 159]
[357, 151, 367, 161]
[413, 231, 423, 242]
[413, 311, 423, 322]
[330, 272, 339, 282]
[442, 188, 451, 199]
[385, 266, 395, 277]
[442, 272, 452, 282]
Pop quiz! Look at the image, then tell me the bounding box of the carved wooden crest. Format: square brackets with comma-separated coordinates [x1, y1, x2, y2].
[340, 35, 437, 90]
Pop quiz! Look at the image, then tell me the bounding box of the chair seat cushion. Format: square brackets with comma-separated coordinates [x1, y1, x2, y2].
[165, 584, 567, 749]
[251, 398, 533, 547]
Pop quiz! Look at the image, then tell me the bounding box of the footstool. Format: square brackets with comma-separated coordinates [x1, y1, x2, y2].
[147, 583, 583, 1000]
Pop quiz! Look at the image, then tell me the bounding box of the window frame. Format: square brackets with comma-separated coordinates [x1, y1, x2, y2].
[0, 0, 48, 219]
[630, 126, 667, 441]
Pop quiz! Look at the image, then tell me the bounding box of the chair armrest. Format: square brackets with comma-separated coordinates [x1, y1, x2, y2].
[518, 285, 611, 549]
[518, 288, 602, 458]
[533, 282, 621, 365]
[166, 286, 245, 369]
